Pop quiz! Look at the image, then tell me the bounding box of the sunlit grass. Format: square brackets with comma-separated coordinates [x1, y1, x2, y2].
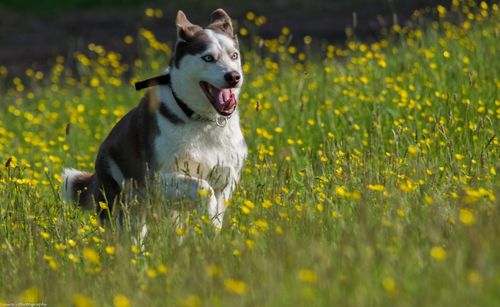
[0, 1, 498, 306]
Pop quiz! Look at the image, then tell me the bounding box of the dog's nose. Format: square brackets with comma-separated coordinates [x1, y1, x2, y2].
[224, 71, 241, 87]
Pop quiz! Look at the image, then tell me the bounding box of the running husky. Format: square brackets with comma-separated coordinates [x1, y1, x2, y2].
[61, 9, 246, 228]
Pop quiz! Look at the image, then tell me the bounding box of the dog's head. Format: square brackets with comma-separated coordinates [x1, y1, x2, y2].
[169, 9, 243, 118]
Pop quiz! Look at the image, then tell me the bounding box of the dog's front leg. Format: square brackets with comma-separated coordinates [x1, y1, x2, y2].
[162, 172, 222, 228]
[209, 165, 239, 228]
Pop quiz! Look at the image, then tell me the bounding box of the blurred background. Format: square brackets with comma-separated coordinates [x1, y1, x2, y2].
[0, 0, 445, 76]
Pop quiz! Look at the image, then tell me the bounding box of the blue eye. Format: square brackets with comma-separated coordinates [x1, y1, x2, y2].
[202, 55, 215, 62]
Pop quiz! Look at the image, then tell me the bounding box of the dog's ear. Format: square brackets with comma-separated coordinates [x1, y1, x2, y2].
[209, 8, 234, 37]
[176, 10, 202, 42]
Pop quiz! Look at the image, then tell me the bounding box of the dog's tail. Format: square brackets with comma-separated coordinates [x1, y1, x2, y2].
[61, 168, 95, 209]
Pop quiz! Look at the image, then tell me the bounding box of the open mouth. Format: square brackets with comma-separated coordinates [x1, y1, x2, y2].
[199, 81, 237, 116]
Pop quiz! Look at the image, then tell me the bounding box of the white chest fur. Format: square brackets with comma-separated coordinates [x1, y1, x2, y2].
[153, 87, 247, 190]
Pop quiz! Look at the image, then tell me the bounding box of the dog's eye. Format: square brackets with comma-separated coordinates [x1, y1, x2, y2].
[231, 52, 239, 60]
[202, 55, 215, 63]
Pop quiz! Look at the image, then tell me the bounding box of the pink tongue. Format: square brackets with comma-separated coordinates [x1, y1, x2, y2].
[216, 88, 237, 112]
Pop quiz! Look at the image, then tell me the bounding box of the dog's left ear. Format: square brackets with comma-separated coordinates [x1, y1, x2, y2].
[209, 9, 234, 37]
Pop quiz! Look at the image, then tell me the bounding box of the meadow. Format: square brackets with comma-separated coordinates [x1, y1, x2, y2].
[0, 1, 498, 306]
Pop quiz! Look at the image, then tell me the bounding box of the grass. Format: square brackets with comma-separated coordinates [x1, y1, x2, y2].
[0, 1, 499, 306]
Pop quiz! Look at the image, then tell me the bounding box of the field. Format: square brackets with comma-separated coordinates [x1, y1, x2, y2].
[0, 1, 499, 306]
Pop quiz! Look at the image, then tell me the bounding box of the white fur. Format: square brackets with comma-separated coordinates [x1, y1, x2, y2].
[61, 168, 88, 203]
[155, 28, 247, 226]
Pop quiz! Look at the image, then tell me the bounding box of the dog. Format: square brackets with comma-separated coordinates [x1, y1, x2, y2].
[61, 9, 247, 229]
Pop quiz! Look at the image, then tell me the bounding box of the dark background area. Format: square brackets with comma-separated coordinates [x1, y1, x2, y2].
[0, 0, 444, 76]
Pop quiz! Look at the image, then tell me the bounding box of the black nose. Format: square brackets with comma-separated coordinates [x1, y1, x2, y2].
[224, 71, 241, 87]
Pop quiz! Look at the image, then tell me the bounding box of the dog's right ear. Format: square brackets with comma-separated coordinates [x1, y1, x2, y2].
[176, 10, 201, 42]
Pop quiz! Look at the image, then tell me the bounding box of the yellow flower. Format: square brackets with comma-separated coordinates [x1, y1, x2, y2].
[298, 269, 318, 283]
[467, 271, 482, 284]
[245, 239, 255, 249]
[255, 219, 269, 230]
[178, 295, 201, 307]
[73, 294, 94, 307]
[198, 188, 210, 197]
[123, 35, 134, 44]
[147, 269, 158, 279]
[206, 264, 221, 277]
[48, 258, 58, 271]
[368, 184, 385, 192]
[396, 208, 405, 217]
[90, 77, 100, 87]
[68, 253, 79, 263]
[144, 8, 154, 17]
[113, 294, 130, 307]
[437, 5, 447, 17]
[240, 206, 251, 215]
[399, 180, 415, 192]
[98, 201, 108, 210]
[275, 226, 284, 234]
[131, 245, 140, 254]
[239, 27, 248, 37]
[246, 11, 255, 21]
[262, 199, 273, 208]
[232, 249, 242, 257]
[19, 287, 41, 303]
[459, 209, 475, 226]
[378, 59, 387, 68]
[157, 264, 168, 274]
[83, 247, 100, 264]
[243, 200, 255, 209]
[154, 9, 163, 18]
[408, 145, 418, 155]
[424, 195, 433, 205]
[350, 191, 361, 201]
[255, 16, 267, 26]
[336, 186, 347, 197]
[224, 278, 248, 295]
[430, 246, 447, 261]
[382, 277, 396, 295]
[463, 187, 494, 204]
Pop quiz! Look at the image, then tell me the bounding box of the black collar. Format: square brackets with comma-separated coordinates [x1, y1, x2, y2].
[135, 73, 232, 126]
[170, 88, 194, 118]
[134, 73, 194, 119]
